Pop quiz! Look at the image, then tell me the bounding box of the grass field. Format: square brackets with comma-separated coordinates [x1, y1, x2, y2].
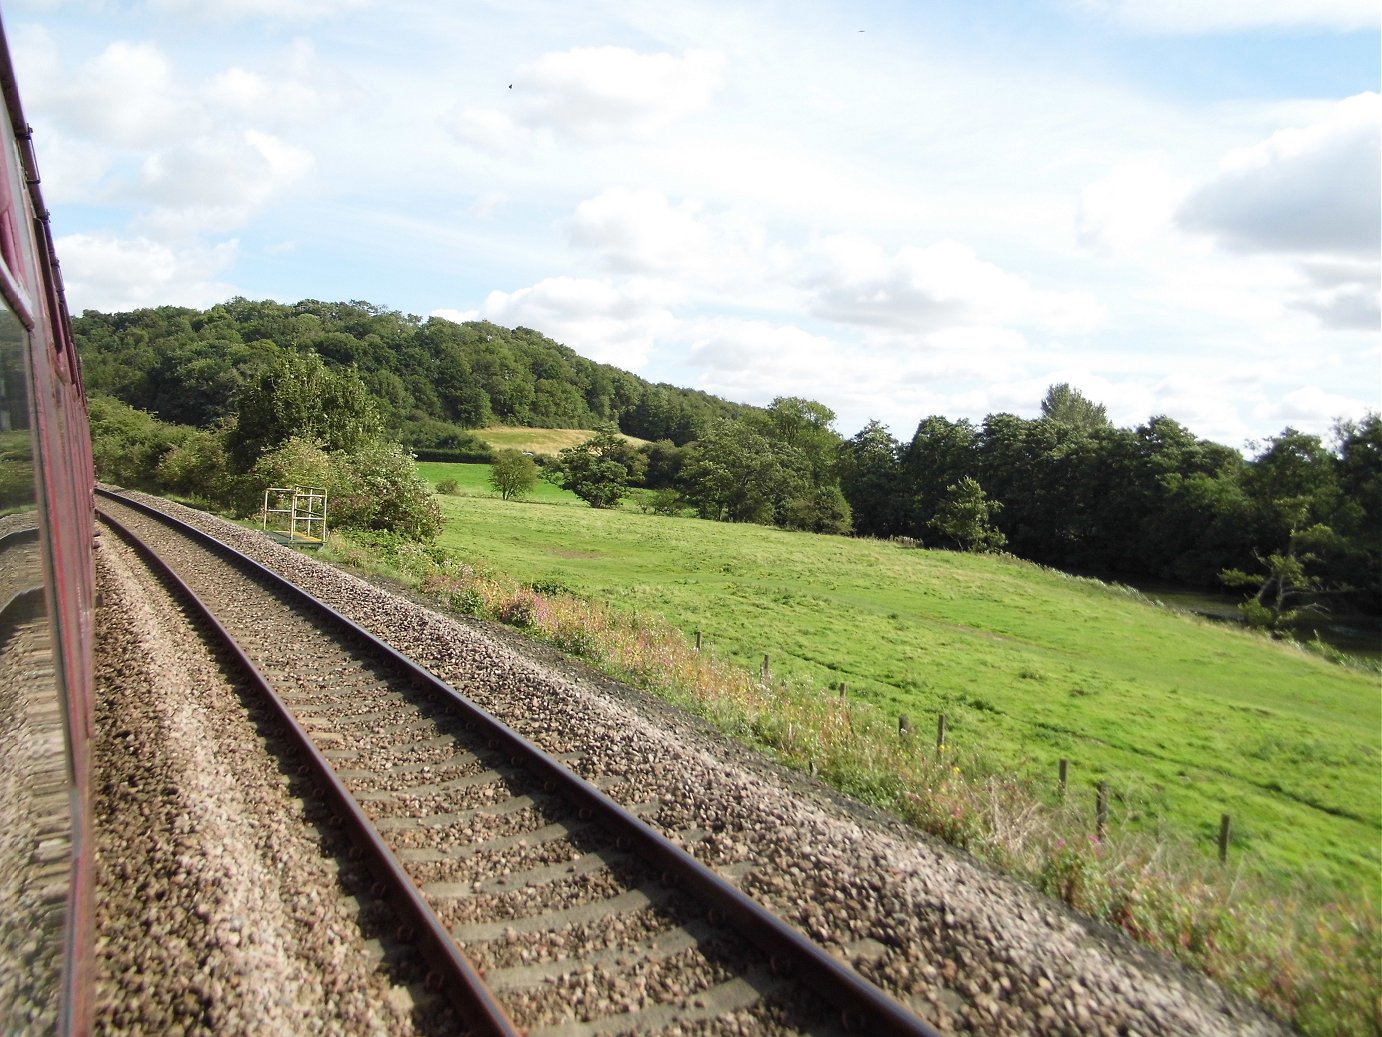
[471, 426, 649, 455]
[418, 462, 1381, 898]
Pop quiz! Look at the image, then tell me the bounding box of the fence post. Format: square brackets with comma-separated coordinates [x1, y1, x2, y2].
[898, 714, 912, 739]
[1096, 782, 1109, 842]
[1218, 813, 1232, 864]
[761, 654, 770, 681]
[936, 713, 947, 752]
[695, 630, 702, 652]
[1059, 758, 1069, 798]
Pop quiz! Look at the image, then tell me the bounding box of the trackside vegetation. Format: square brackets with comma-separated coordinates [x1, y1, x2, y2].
[312, 462, 1380, 1037]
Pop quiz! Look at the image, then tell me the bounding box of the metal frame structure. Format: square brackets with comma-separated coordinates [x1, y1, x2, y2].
[261, 485, 327, 544]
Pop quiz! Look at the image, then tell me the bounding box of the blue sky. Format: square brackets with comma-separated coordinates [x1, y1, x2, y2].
[6, 0, 1378, 449]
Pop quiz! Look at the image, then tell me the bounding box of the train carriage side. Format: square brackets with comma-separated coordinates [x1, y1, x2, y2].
[0, 12, 97, 1037]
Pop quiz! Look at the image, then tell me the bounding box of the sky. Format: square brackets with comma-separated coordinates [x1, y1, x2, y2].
[4, 0, 1379, 450]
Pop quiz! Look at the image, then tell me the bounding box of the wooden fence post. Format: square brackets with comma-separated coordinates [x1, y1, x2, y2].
[1059, 758, 1069, 798]
[1218, 813, 1232, 864]
[898, 714, 912, 739]
[761, 654, 770, 680]
[695, 630, 702, 652]
[1096, 782, 1109, 842]
[935, 714, 947, 752]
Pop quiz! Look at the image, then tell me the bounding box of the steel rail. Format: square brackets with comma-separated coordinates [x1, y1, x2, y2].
[98, 488, 945, 1037]
[96, 502, 522, 1037]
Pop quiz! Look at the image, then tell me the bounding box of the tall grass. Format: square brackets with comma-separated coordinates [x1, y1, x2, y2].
[322, 528, 1380, 1037]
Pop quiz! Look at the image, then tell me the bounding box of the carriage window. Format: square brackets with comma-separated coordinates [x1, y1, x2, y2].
[0, 298, 70, 1034]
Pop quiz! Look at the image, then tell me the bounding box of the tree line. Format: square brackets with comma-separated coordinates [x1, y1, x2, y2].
[75, 298, 750, 451]
[73, 299, 1380, 624]
[838, 387, 1380, 621]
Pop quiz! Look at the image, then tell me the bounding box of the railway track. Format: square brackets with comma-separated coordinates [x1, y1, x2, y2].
[95, 489, 940, 1037]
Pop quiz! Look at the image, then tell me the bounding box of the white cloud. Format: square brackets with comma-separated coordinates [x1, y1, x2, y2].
[1261, 385, 1375, 430]
[1289, 260, 1380, 331]
[446, 107, 532, 155]
[802, 235, 1103, 334]
[1074, 0, 1378, 34]
[138, 130, 314, 234]
[204, 59, 336, 125]
[434, 276, 681, 370]
[44, 40, 198, 147]
[1076, 157, 1189, 254]
[515, 46, 725, 139]
[567, 188, 712, 274]
[56, 232, 239, 312]
[686, 318, 841, 383]
[1178, 92, 1381, 258]
[451, 46, 726, 152]
[1177, 93, 1381, 330]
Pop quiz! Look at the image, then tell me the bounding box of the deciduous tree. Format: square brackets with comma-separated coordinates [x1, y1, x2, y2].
[489, 448, 538, 501]
[928, 477, 1006, 553]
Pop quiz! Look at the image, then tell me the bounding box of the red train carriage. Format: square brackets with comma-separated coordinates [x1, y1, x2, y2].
[0, 10, 96, 1036]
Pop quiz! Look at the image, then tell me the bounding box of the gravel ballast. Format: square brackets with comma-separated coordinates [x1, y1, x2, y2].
[92, 529, 443, 1037]
[94, 490, 1293, 1036]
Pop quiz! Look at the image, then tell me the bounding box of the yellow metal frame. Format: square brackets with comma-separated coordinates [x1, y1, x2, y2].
[261, 485, 328, 544]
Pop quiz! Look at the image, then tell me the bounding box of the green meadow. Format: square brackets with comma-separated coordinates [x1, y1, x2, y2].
[418, 462, 1381, 897]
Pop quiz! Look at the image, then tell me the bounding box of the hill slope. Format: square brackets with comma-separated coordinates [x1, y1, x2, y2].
[420, 463, 1381, 896]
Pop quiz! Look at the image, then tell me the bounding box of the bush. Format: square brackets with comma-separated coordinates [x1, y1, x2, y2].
[648, 488, 685, 516]
[436, 477, 460, 495]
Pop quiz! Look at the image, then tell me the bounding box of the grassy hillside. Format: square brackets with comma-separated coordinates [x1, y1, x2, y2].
[471, 426, 649, 455]
[419, 463, 1380, 897]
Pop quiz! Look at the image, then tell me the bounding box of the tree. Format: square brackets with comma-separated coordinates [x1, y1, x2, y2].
[489, 449, 539, 501]
[781, 484, 853, 535]
[678, 419, 809, 524]
[928, 477, 1006, 553]
[226, 351, 381, 469]
[837, 421, 905, 538]
[748, 397, 842, 487]
[547, 425, 631, 508]
[1040, 383, 1110, 430]
[904, 415, 979, 536]
[1220, 524, 1333, 632]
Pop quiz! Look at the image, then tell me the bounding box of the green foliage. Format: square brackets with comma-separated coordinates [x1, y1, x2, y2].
[86, 394, 189, 487]
[838, 420, 906, 537]
[646, 487, 685, 516]
[155, 424, 236, 504]
[928, 476, 1006, 552]
[227, 350, 381, 468]
[780, 484, 853, 534]
[332, 440, 442, 541]
[679, 418, 808, 523]
[435, 478, 460, 495]
[488, 448, 539, 501]
[547, 425, 633, 508]
[74, 299, 750, 454]
[1220, 524, 1333, 632]
[1040, 382, 1111, 430]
